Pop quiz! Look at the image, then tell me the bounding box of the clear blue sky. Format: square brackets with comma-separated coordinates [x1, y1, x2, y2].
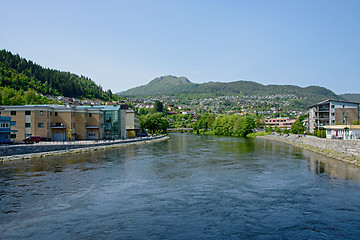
[1, 0, 359, 94]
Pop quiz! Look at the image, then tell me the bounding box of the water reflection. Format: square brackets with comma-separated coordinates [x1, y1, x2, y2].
[303, 150, 360, 181]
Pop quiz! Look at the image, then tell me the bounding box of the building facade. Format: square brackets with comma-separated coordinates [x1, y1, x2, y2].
[126, 109, 140, 138]
[0, 104, 131, 142]
[0, 116, 17, 144]
[264, 118, 296, 129]
[324, 125, 360, 140]
[308, 99, 359, 133]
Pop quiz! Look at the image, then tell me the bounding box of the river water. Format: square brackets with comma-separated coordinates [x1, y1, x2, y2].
[1, 133, 360, 239]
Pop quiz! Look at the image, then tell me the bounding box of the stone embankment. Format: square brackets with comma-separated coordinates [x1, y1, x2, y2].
[0, 135, 169, 162]
[259, 133, 360, 166]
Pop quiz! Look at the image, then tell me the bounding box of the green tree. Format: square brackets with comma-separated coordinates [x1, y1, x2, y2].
[140, 112, 169, 134]
[274, 125, 281, 133]
[291, 114, 306, 134]
[154, 100, 164, 113]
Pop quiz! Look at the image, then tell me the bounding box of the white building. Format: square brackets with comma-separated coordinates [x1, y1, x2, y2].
[324, 125, 360, 140]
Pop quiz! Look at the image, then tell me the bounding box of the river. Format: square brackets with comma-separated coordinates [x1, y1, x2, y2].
[1, 133, 360, 239]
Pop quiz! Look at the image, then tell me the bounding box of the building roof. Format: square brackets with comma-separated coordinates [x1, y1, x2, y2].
[324, 125, 360, 130]
[77, 105, 122, 111]
[308, 99, 359, 108]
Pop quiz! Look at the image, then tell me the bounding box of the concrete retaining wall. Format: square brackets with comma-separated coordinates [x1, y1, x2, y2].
[0, 136, 169, 161]
[260, 133, 360, 166]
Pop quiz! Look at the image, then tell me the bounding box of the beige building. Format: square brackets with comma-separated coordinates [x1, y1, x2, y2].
[74, 107, 104, 140]
[126, 109, 140, 138]
[0, 105, 105, 142]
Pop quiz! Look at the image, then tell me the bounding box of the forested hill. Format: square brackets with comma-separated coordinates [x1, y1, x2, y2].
[0, 49, 116, 102]
[118, 75, 342, 107]
[340, 93, 360, 103]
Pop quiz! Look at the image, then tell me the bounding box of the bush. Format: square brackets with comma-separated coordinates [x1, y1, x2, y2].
[314, 129, 326, 138]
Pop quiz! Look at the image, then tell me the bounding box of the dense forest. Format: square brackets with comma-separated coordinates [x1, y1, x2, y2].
[0, 49, 118, 105]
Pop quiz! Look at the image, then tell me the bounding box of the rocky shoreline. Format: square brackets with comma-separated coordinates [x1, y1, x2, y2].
[259, 133, 360, 166]
[0, 135, 169, 162]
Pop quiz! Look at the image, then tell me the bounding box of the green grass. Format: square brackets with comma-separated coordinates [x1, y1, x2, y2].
[246, 131, 270, 138]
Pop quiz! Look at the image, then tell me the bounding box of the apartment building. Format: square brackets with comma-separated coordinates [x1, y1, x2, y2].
[0, 105, 105, 142]
[308, 99, 359, 133]
[264, 117, 296, 129]
[0, 104, 135, 142]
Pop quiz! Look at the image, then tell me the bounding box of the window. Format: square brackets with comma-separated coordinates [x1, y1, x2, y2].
[343, 105, 345, 108]
[40, 111, 43, 116]
[25, 111, 31, 115]
[38, 122, 44, 128]
[331, 113, 335, 116]
[50, 112, 52, 116]
[331, 105, 335, 108]
[25, 123, 31, 128]
[10, 134, 16, 139]
[55, 112, 58, 116]
[11, 121, 16, 126]
[89, 113, 92, 117]
[11, 111, 16, 116]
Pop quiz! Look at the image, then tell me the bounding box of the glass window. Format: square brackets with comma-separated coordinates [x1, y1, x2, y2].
[38, 123, 44, 128]
[40, 111, 43, 116]
[25, 123, 31, 128]
[11, 121, 16, 126]
[11, 111, 16, 116]
[10, 134, 16, 139]
[25, 111, 31, 115]
[55, 112, 58, 116]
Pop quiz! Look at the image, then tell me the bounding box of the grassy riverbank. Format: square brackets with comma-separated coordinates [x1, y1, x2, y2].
[259, 133, 360, 166]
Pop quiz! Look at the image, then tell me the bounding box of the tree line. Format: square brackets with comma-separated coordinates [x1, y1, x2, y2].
[0, 49, 117, 102]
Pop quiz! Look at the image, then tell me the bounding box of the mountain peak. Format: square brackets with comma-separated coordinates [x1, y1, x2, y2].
[149, 75, 192, 85]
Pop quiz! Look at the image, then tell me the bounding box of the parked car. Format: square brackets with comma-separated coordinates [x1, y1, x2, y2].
[23, 136, 41, 144]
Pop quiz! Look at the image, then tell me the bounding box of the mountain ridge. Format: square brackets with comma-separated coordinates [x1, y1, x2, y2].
[117, 75, 349, 110]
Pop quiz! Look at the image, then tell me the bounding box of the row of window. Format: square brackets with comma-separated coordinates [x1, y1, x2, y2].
[9, 111, 59, 116]
[0, 123, 10, 128]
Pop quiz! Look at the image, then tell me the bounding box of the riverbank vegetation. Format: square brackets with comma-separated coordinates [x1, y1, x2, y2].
[193, 113, 259, 137]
